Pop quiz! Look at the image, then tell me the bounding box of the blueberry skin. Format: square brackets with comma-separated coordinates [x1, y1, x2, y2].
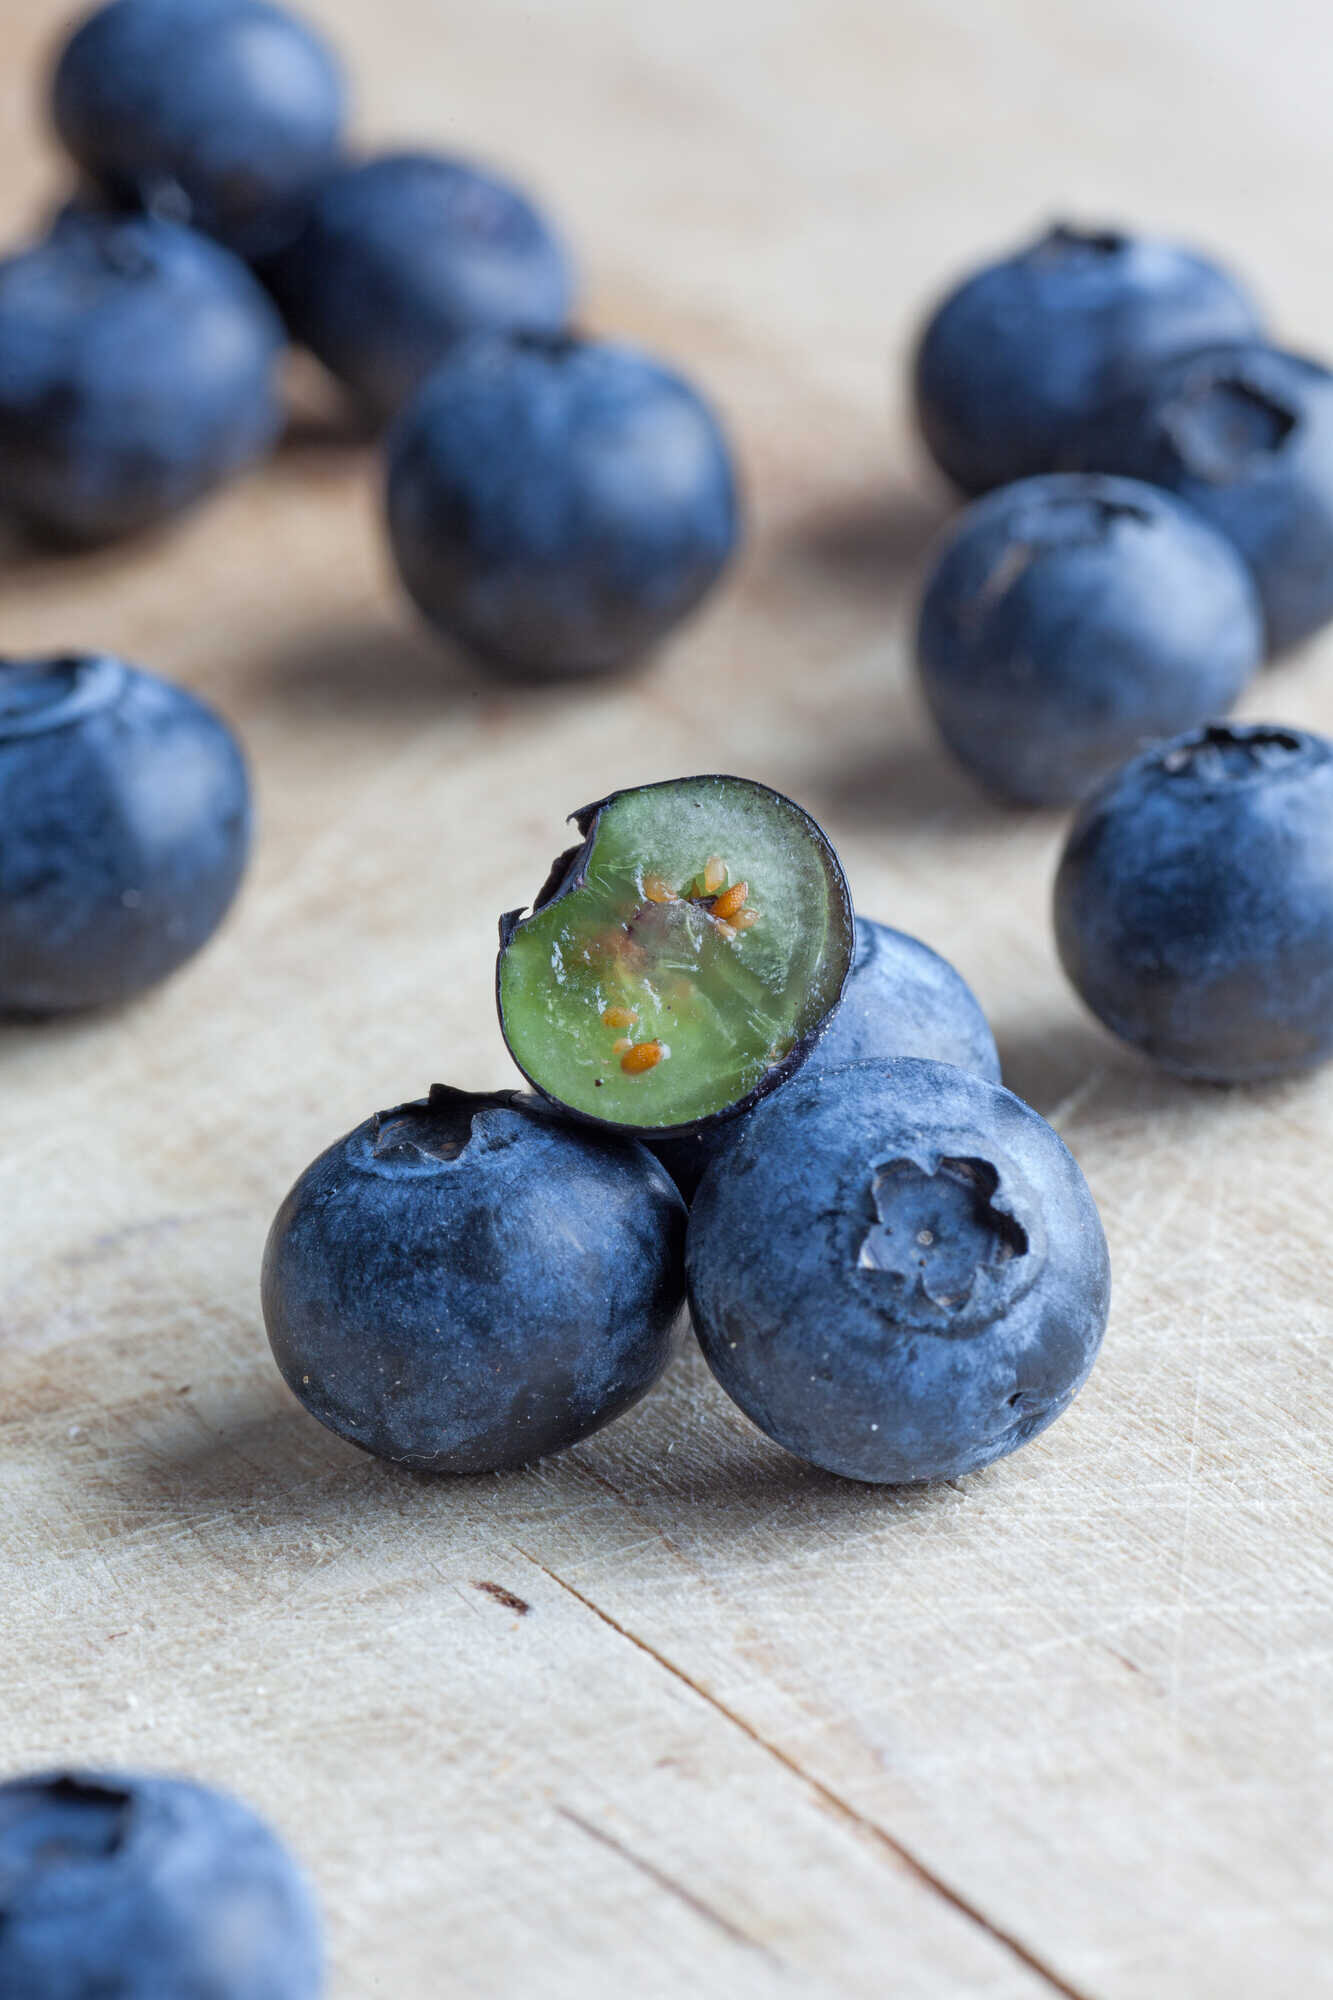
[916, 473, 1263, 806]
[914, 223, 1261, 496]
[386, 333, 741, 678]
[262, 1085, 687, 1471]
[650, 916, 1000, 1200]
[0, 654, 250, 1013]
[687, 1058, 1110, 1485]
[1075, 342, 1333, 653]
[51, 0, 347, 259]
[1055, 722, 1333, 1082]
[262, 151, 575, 419]
[0, 1768, 323, 1998]
[0, 211, 285, 544]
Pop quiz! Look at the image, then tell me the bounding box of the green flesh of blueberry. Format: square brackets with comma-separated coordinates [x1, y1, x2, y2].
[498, 776, 853, 1131]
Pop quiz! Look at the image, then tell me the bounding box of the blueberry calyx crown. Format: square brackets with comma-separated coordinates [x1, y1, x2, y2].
[1031, 223, 1128, 264]
[957, 480, 1154, 632]
[0, 654, 127, 739]
[1161, 365, 1299, 480]
[1157, 722, 1322, 786]
[353, 1084, 523, 1176]
[1068, 491, 1152, 534]
[856, 1147, 1037, 1335]
[0, 1772, 134, 1872]
[506, 329, 583, 360]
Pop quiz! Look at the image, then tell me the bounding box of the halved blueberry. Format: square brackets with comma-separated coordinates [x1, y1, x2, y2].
[497, 776, 854, 1136]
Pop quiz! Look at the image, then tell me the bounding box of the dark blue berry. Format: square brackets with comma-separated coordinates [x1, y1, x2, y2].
[0, 1768, 322, 1997]
[51, 0, 347, 258]
[687, 1058, 1110, 1484]
[1055, 722, 1333, 1081]
[0, 654, 250, 1014]
[1074, 342, 1333, 652]
[262, 151, 574, 418]
[916, 473, 1263, 805]
[914, 223, 1260, 495]
[0, 210, 284, 544]
[386, 333, 740, 678]
[649, 916, 999, 1199]
[262, 1085, 686, 1472]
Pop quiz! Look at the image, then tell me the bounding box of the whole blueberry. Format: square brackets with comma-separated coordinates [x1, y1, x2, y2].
[0, 1768, 322, 1997]
[1055, 722, 1333, 1081]
[916, 473, 1263, 806]
[386, 333, 740, 677]
[0, 654, 250, 1013]
[262, 151, 575, 419]
[914, 223, 1261, 495]
[50, 0, 347, 258]
[0, 210, 284, 544]
[650, 916, 1000, 1200]
[1074, 342, 1333, 652]
[263, 1084, 686, 1471]
[688, 1058, 1109, 1484]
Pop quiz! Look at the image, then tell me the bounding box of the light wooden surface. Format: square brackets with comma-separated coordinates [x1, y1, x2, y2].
[4, 1, 1333, 1994]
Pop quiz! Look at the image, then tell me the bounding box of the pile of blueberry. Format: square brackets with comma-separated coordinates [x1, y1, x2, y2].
[5, 10, 1333, 1983]
[263, 772, 1111, 1491]
[1, 0, 740, 677]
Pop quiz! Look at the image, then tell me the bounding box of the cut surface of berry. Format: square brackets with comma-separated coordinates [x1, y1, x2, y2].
[497, 776, 853, 1132]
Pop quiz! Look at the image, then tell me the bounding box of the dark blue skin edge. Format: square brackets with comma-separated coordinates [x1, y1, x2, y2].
[0, 209, 285, 545]
[1054, 721, 1333, 1082]
[1072, 341, 1333, 654]
[262, 1083, 687, 1473]
[687, 1057, 1111, 1486]
[495, 776, 855, 1142]
[914, 221, 1262, 496]
[50, 0, 348, 260]
[0, 653, 251, 1014]
[915, 472, 1264, 806]
[0, 1768, 323, 1999]
[260, 150, 575, 418]
[385, 332, 741, 679]
[650, 914, 1001, 1199]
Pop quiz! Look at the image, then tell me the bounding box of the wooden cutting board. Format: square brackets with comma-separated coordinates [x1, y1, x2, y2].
[3, 0, 1330, 1993]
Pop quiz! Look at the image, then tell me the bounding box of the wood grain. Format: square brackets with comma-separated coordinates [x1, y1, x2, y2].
[3, 1, 1332, 1994]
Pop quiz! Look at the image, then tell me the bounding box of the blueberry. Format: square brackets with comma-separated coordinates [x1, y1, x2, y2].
[914, 223, 1261, 495]
[0, 1768, 322, 1997]
[1074, 341, 1333, 652]
[261, 151, 574, 419]
[0, 654, 250, 1013]
[1055, 722, 1333, 1082]
[649, 915, 1000, 1199]
[687, 1058, 1110, 1485]
[915, 473, 1263, 806]
[50, 0, 347, 259]
[0, 210, 284, 544]
[263, 1084, 686, 1471]
[386, 334, 740, 678]
[497, 776, 852, 1137]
